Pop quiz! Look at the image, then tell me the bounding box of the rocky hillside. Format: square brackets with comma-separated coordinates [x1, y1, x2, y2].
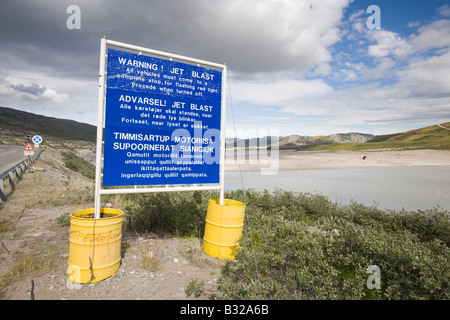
[226, 133, 375, 150]
[276, 132, 374, 150]
[329, 133, 375, 143]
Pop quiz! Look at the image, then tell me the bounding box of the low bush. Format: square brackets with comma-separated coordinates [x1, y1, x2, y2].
[123, 188, 449, 299]
[219, 190, 449, 300]
[61, 151, 95, 179]
[124, 190, 214, 237]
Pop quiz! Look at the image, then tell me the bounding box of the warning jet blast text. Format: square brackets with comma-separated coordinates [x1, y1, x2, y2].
[103, 47, 222, 187]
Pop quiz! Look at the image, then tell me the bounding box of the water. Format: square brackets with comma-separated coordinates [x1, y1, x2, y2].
[224, 166, 450, 212]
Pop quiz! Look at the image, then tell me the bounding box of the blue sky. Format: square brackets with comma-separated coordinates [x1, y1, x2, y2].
[0, 0, 449, 138]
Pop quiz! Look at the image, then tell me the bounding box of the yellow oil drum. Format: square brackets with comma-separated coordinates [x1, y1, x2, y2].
[68, 208, 123, 284]
[203, 198, 246, 260]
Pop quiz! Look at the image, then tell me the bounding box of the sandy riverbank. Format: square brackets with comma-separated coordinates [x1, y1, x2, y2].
[224, 149, 450, 172]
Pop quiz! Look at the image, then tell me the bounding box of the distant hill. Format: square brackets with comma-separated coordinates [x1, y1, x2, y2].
[226, 133, 375, 149]
[308, 122, 450, 151]
[278, 132, 375, 149]
[363, 122, 450, 150]
[367, 123, 450, 144]
[0, 106, 96, 142]
[225, 123, 450, 151]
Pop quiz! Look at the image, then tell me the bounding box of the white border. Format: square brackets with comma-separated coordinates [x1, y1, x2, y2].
[94, 38, 227, 218]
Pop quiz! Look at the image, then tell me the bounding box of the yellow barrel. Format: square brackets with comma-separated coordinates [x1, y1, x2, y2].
[203, 198, 246, 260]
[68, 208, 123, 284]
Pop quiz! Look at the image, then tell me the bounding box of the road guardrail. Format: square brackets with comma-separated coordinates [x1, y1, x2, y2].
[0, 148, 44, 204]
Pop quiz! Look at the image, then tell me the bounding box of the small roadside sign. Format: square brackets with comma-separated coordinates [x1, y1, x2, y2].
[24, 143, 35, 156]
[32, 135, 42, 144]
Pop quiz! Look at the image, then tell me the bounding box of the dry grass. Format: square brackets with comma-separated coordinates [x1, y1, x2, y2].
[0, 244, 65, 299]
[20, 148, 95, 209]
[181, 239, 225, 270]
[127, 233, 165, 272]
[0, 146, 91, 299]
[141, 251, 161, 272]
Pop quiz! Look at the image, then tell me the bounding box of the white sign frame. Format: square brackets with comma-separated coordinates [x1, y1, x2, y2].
[94, 38, 227, 218]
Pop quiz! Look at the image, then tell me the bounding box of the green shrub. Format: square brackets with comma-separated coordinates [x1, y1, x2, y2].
[120, 188, 449, 299]
[186, 278, 205, 297]
[61, 151, 95, 179]
[217, 190, 450, 300]
[56, 213, 71, 227]
[124, 190, 215, 236]
[0, 219, 11, 233]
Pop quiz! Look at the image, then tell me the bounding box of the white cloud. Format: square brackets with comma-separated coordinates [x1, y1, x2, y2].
[1, 80, 67, 107]
[232, 78, 333, 106]
[361, 58, 396, 79]
[310, 62, 333, 76]
[0, 70, 97, 119]
[277, 48, 450, 128]
[407, 21, 422, 29]
[396, 51, 450, 97]
[257, 42, 450, 130]
[437, 4, 450, 17]
[347, 10, 450, 65]
[339, 15, 450, 84]
[41, 88, 70, 105]
[409, 19, 450, 53]
[229, 6, 450, 135]
[202, 0, 352, 74]
[279, 80, 450, 129]
[367, 30, 412, 59]
[348, 9, 365, 23]
[363, 18, 450, 60]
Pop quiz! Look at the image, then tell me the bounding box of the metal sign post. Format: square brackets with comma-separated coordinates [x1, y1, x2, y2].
[94, 38, 226, 218]
[94, 38, 107, 219]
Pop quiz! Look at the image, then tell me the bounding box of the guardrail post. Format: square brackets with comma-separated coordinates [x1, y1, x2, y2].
[0, 180, 5, 203]
[14, 168, 21, 180]
[8, 171, 15, 188]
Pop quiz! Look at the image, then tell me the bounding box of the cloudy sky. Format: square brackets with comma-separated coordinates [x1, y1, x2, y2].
[1, 0, 449, 137]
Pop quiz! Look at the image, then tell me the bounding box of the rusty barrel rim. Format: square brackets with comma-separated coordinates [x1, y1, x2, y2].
[70, 208, 123, 220]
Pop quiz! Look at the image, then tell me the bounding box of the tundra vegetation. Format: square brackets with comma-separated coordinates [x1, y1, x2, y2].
[125, 189, 449, 300]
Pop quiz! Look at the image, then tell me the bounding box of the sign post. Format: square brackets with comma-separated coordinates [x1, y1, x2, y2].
[94, 38, 227, 218]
